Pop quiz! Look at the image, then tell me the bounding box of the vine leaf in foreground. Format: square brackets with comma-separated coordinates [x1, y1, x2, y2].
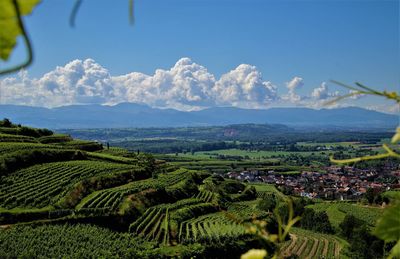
[373, 202, 400, 259]
[328, 81, 400, 164]
[0, 0, 41, 61]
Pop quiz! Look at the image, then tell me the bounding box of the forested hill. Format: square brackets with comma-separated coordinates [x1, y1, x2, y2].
[0, 103, 397, 129]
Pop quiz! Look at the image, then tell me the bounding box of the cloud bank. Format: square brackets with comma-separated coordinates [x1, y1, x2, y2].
[0, 57, 355, 111]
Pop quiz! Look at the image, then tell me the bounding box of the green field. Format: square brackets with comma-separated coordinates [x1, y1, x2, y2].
[297, 141, 360, 147]
[171, 148, 327, 159]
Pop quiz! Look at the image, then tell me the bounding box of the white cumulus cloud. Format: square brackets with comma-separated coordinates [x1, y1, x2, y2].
[282, 76, 304, 103]
[1, 57, 374, 111]
[112, 57, 216, 110]
[213, 64, 277, 108]
[311, 82, 340, 100]
[0, 58, 281, 110]
[0, 59, 116, 107]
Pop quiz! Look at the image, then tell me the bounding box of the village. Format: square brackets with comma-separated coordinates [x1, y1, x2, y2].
[226, 165, 400, 200]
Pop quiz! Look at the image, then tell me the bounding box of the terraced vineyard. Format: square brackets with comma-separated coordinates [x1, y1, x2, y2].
[227, 200, 269, 221]
[195, 190, 215, 202]
[77, 178, 162, 212]
[178, 212, 247, 244]
[0, 142, 66, 153]
[0, 133, 38, 143]
[250, 183, 287, 202]
[0, 161, 136, 209]
[0, 122, 389, 258]
[280, 227, 347, 259]
[128, 195, 251, 246]
[129, 198, 205, 245]
[130, 207, 171, 245]
[77, 169, 191, 212]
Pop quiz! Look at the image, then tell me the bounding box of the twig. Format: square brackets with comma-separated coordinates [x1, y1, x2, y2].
[70, 0, 83, 27]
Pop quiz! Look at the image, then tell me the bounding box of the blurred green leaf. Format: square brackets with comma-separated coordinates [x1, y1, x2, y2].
[0, 0, 41, 60]
[373, 202, 400, 258]
[389, 241, 400, 259]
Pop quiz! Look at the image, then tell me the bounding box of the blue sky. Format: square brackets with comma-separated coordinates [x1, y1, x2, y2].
[1, 0, 399, 113]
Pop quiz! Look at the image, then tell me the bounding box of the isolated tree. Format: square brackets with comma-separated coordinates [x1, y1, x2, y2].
[1, 118, 12, 127]
[365, 187, 375, 204]
[339, 214, 364, 239]
[257, 195, 276, 212]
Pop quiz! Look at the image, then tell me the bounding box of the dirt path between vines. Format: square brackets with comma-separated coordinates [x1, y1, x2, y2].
[323, 238, 329, 257]
[282, 234, 297, 257]
[334, 241, 341, 258]
[306, 238, 319, 259]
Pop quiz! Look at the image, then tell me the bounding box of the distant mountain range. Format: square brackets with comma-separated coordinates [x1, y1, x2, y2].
[0, 103, 397, 129]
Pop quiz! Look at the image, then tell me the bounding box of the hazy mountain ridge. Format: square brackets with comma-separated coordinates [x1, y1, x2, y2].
[0, 103, 397, 129]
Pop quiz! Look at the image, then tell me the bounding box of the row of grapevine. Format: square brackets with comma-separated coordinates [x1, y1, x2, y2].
[38, 134, 73, 144]
[0, 142, 65, 154]
[256, 191, 276, 199]
[0, 140, 99, 154]
[0, 134, 37, 143]
[153, 198, 203, 211]
[250, 183, 287, 201]
[86, 152, 138, 164]
[195, 190, 215, 202]
[129, 207, 173, 245]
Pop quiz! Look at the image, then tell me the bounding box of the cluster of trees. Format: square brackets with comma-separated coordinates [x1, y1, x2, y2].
[299, 208, 334, 233]
[364, 188, 390, 205]
[281, 153, 330, 166]
[257, 195, 276, 212]
[115, 139, 236, 154]
[0, 118, 14, 127]
[260, 196, 333, 234]
[332, 149, 377, 161]
[354, 157, 400, 172]
[0, 118, 53, 137]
